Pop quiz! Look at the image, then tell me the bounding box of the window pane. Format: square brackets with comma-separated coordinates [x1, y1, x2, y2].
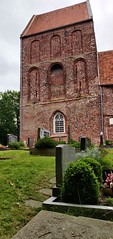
[54, 113, 64, 133]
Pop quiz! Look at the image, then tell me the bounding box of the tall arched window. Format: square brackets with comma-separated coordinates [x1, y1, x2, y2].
[53, 112, 65, 133]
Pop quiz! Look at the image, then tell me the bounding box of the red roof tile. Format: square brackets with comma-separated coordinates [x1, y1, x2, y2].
[22, 2, 90, 37]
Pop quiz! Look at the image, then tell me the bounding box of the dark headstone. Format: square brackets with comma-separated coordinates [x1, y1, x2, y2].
[28, 138, 33, 148]
[80, 137, 86, 151]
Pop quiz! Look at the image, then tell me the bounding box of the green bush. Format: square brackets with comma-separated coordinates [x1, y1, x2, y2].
[35, 137, 57, 149]
[58, 141, 66, 144]
[61, 161, 99, 205]
[80, 158, 102, 185]
[19, 141, 25, 147]
[75, 147, 102, 161]
[96, 157, 113, 171]
[69, 139, 80, 148]
[8, 141, 21, 149]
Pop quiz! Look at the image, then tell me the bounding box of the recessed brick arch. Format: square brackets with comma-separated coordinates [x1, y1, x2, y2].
[27, 67, 40, 103]
[48, 63, 66, 100]
[71, 30, 82, 55]
[30, 40, 40, 64]
[74, 58, 88, 96]
[50, 35, 61, 58]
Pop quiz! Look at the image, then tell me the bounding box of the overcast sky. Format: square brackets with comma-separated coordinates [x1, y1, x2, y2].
[0, 0, 113, 92]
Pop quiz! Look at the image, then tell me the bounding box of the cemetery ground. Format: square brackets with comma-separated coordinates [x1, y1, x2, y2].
[0, 150, 55, 239]
[0, 148, 113, 238]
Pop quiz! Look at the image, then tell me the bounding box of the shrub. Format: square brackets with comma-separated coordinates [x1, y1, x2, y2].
[80, 158, 102, 185]
[58, 141, 66, 144]
[61, 161, 99, 205]
[69, 139, 80, 148]
[8, 141, 20, 149]
[19, 141, 25, 147]
[35, 137, 57, 149]
[75, 147, 102, 161]
[105, 139, 110, 145]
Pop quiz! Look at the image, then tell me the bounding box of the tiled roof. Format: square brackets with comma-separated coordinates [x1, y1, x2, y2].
[21, 1, 91, 37]
[99, 50, 113, 85]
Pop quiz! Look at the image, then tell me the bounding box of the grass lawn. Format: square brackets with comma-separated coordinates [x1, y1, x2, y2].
[0, 150, 55, 239]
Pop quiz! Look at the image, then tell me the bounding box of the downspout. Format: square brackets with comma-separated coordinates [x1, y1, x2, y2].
[97, 53, 104, 143]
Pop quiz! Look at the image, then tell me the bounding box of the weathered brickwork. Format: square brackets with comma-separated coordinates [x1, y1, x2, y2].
[98, 51, 113, 142]
[20, 13, 101, 145]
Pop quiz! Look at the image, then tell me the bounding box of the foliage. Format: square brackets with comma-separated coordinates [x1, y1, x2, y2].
[97, 157, 113, 172]
[105, 140, 111, 145]
[99, 147, 108, 158]
[58, 141, 66, 144]
[35, 137, 57, 149]
[105, 197, 113, 206]
[8, 141, 25, 149]
[61, 161, 99, 205]
[0, 150, 55, 238]
[69, 139, 80, 148]
[0, 91, 20, 145]
[80, 158, 102, 185]
[75, 147, 102, 161]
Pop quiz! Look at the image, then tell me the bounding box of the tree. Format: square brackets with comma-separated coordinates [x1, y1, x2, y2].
[0, 91, 20, 145]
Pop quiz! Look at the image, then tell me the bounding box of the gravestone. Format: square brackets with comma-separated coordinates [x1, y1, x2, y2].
[53, 144, 75, 196]
[38, 127, 50, 139]
[80, 137, 91, 151]
[28, 138, 33, 148]
[7, 134, 17, 145]
[80, 137, 86, 150]
[56, 144, 75, 187]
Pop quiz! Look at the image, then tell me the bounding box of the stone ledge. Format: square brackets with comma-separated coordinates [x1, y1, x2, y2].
[43, 196, 113, 221]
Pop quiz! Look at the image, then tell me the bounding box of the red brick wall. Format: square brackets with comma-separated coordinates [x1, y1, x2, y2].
[99, 51, 113, 85]
[20, 19, 101, 145]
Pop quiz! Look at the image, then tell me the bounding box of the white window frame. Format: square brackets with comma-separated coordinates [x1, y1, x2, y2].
[53, 112, 65, 133]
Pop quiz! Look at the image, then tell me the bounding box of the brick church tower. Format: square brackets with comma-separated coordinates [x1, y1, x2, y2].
[20, 1, 101, 144]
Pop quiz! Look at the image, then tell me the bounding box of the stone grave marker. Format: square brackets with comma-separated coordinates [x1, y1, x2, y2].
[7, 134, 17, 145]
[56, 144, 75, 187]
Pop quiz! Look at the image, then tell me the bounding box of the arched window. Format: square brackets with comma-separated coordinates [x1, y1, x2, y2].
[53, 112, 65, 133]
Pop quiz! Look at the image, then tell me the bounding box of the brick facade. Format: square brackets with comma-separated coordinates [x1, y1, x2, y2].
[20, 2, 113, 145]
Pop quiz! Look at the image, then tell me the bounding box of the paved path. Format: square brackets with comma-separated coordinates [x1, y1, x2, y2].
[12, 210, 113, 239]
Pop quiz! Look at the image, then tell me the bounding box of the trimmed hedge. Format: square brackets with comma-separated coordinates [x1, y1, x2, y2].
[8, 141, 21, 149]
[61, 161, 99, 205]
[80, 158, 102, 185]
[35, 137, 57, 149]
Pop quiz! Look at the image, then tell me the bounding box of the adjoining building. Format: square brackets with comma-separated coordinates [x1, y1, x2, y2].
[20, 1, 113, 145]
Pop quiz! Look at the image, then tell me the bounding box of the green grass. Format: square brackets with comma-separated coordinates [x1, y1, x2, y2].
[0, 150, 55, 239]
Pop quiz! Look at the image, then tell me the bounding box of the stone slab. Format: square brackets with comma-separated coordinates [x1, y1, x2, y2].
[25, 200, 42, 209]
[12, 210, 113, 239]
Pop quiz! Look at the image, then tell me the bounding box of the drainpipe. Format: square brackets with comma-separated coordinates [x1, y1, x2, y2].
[97, 54, 104, 144]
